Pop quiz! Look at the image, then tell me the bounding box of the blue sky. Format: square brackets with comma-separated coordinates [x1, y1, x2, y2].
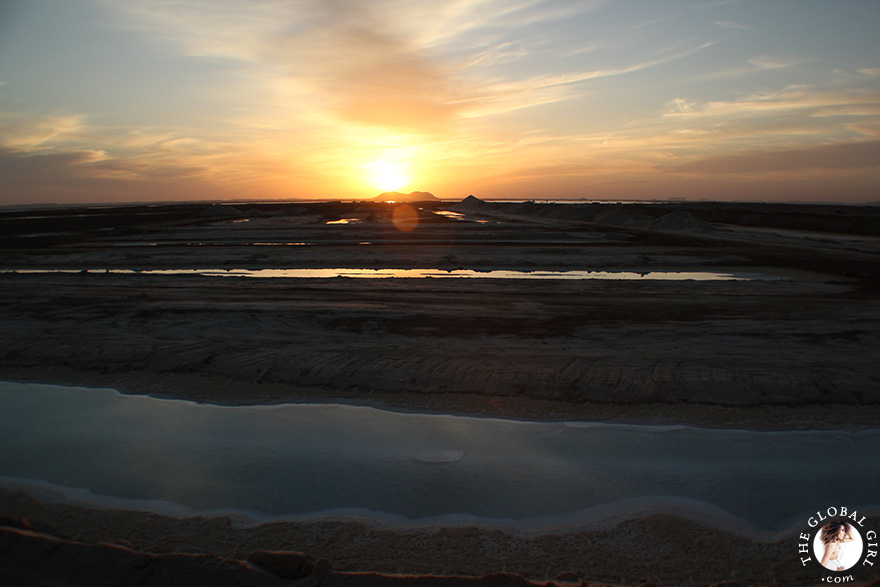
[1, 0, 879, 204]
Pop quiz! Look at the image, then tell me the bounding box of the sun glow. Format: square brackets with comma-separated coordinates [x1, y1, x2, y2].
[365, 159, 410, 192]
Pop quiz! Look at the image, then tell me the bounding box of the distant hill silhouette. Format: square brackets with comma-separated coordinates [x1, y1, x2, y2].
[371, 191, 439, 202]
[451, 195, 491, 210]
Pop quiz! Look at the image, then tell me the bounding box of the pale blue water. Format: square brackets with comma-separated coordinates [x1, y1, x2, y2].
[1, 382, 877, 530]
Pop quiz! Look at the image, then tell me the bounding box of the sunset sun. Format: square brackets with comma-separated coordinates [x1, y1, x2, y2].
[365, 159, 410, 192]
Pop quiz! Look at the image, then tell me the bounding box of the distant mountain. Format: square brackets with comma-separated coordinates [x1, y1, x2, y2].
[371, 191, 439, 202]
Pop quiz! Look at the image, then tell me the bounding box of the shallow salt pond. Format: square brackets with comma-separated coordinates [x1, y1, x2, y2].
[1, 383, 878, 531]
[2, 268, 792, 281]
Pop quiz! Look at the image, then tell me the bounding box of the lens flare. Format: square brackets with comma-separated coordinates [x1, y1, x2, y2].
[391, 204, 419, 232]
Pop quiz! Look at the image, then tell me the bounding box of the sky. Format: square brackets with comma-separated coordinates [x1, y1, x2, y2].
[1, 0, 879, 205]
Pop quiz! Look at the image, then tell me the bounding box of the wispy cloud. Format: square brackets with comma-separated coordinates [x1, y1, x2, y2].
[0, 109, 296, 200]
[628, 0, 741, 31]
[102, 0, 610, 134]
[98, 0, 716, 135]
[458, 41, 717, 118]
[746, 55, 805, 70]
[410, 0, 604, 49]
[714, 20, 750, 29]
[0, 113, 87, 151]
[663, 84, 880, 121]
[662, 140, 880, 174]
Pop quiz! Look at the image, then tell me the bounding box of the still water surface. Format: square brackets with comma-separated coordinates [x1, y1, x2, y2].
[3, 268, 786, 280]
[1, 383, 877, 530]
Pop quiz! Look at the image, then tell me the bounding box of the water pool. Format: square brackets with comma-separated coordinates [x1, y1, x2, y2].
[2, 268, 789, 280]
[1, 382, 877, 531]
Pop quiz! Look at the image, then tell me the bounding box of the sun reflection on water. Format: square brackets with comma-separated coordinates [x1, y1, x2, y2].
[2, 268, 787, 281]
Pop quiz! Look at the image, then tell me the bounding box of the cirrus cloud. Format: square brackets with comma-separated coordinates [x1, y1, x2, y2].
[661, 140, 880, 174]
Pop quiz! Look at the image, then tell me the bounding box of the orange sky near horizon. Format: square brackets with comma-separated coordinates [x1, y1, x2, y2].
[1, 1, 879, 205]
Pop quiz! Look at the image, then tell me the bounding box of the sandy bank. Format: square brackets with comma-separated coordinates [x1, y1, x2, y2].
[1, 271, 877, 427]
[6, 486, 873, 587]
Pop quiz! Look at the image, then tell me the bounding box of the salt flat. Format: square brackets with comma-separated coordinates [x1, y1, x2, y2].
[1, 198, 879, 586]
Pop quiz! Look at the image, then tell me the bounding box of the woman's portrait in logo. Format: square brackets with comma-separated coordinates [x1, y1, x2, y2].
[813, 521, 864, 571]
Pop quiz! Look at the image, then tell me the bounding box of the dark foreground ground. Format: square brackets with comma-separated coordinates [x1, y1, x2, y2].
[1, 198, 879, 586]
[6, 486, 879, 587]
